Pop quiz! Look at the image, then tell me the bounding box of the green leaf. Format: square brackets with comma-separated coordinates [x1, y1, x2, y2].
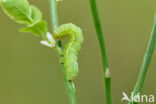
[0, 0, 48, 39]
[0, 0, 33, 24]
[31, 5, 42, 22]
[20, 21, 47, 39]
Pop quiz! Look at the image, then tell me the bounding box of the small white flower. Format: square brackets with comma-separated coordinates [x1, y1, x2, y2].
[40, 32, 56, 48]
[40, 40, 54, 48]
[47, 32, 56, 45]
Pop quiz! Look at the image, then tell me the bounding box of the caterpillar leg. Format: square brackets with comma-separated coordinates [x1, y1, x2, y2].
[60, 54, 65, 64]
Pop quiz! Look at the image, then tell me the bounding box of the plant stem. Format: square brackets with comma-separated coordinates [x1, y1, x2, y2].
[128, 19, 156, 104]
[89, 0, 112, 104]
[49, 0, 77, 104]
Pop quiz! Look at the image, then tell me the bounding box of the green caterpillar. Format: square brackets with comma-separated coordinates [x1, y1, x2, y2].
[53, 23, 84, 81]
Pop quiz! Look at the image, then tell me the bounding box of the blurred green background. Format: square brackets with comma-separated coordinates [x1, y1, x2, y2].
[0, 0, 156, 104]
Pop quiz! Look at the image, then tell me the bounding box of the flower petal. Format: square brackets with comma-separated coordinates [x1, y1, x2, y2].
[40, 40, 53, 47]
[46, 32, 56, 45]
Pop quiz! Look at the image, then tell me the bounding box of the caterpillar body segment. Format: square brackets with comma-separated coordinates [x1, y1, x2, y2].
[53, 23, 84, 81]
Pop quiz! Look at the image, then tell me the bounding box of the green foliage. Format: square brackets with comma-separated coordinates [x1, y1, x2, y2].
[31, 6, 42, 22]
[20, 21, 47, 39]
[1, 0, 32, 24]
[0, 0, 47, 39]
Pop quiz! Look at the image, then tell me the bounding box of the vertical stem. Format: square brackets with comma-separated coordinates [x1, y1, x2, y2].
[89, 0, 112, 104]
[49, 0, 58, 30]
[128, 20, 156, 104]
[49, 0, 77, 104]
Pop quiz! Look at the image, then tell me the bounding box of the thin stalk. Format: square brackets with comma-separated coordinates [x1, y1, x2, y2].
[128, 20, 156, 104]
[49, 0, 77, 104]
[89, 0, 112, 104]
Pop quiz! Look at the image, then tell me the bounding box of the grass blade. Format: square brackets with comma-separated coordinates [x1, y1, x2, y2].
[128, 17, 156, 104]
[89, 0, 112, 104]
